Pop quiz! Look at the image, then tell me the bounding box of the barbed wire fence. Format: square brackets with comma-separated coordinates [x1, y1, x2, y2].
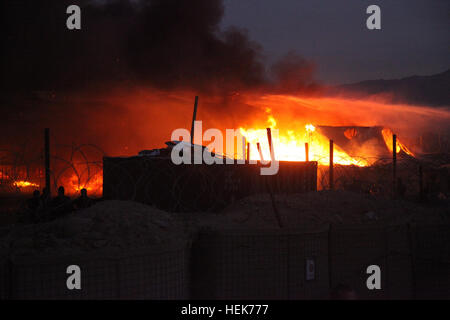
[317, 153, 450, 200]
[0, 139, 106, 218]
[1, 137, 449, 214]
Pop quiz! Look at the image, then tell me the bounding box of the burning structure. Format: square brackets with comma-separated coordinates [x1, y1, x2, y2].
[1, 0, 448, 201]
[103, 97, 318, 212]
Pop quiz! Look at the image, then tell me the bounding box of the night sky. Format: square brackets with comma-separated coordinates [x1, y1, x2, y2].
[2, 0, 449, 92]
[222, 0, 450, 84]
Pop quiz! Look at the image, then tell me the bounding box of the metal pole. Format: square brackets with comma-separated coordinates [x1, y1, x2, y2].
[329, 139, 334, 190]
[266, 128, 272, 153]
[305, 142, 309, 162]
[256, 142, 264, 162]
[45, 128, 50, 195]
[190, 96, 199, 145]
[265, 128, 282, 228]
[393, 134, 397, 198]
[246, 143, 250, 163]
[266, 128, 275, 161]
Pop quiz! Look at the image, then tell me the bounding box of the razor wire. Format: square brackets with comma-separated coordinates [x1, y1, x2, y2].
[1, 138, 449, 214]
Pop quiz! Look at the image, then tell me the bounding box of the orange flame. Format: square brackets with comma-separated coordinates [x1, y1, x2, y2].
[381, 128, 415, 156]
[68, 172, 103, 196]
[13, 180, 39, 188]
[240, 113, 369, 166]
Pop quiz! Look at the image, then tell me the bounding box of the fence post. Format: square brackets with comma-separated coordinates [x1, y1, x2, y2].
[256, 142, 264, 163]
[329, 140, 334, 190]
[305, 142, 309, 162]
[190, 96, 199, 145]
[266, 128, 275, 162]
[246, 143, 250, 163]
[242, 137, 247, 163]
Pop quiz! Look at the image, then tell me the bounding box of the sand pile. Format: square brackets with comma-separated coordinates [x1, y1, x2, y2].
[1, 200, 186, 256]
[205, 190, 449, 230]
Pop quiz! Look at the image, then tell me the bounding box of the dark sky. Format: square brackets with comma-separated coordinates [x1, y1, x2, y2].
[222, 0, 450, 84]
[2, 0, 449, 92]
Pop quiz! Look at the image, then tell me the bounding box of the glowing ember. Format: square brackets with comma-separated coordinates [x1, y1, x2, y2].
[13, 181, 39, 188]
[0, 172, 39, 188]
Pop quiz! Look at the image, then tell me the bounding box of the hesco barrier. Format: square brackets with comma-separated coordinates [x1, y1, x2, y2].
[103, 157, 317, 212]
[411, 224, 450, 299]
[385, 224, 414, 299]
[1, 223, 448, 299]
[8, 242, 189, 300]
[190, 228, 329, 300]
[329, 224, 414, 300]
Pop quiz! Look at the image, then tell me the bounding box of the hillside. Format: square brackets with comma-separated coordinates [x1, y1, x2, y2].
[330, 69, 450, 107]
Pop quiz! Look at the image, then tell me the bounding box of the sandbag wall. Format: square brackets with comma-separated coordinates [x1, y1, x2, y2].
[6, 242, 189, 300]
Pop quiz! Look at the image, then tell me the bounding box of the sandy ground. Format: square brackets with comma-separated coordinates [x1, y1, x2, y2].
[1, 191, 448, 257]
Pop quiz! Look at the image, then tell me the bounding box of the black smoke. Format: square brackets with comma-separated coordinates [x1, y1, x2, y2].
[1, 0, 318, 94]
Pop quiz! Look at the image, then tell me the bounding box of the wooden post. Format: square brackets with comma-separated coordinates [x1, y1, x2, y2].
[305, 142, 309, 162]
[265, 128, 282, 228]
[246, 143, 250, 163]
[45, 128, 50, 195]
[190, 96, 199, 145]
[256, 142, 264, 162]
[393, 134, 397, 198]
[266, 128, 272, 153]
[242, 137, 246, 163]
[266, 128, 275, 161]
[329, 139, 334, 190]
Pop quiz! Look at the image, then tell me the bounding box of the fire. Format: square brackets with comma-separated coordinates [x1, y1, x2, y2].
[68, 171, 103, 196]
[0, 172, 39, 189]
[381, 128, 415, 156]
[239, 112, 369, 166]
[13, 180, 39, 188]
[305, 124, 315, 132]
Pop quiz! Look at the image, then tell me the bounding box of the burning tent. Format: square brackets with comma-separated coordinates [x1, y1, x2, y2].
[316, 126, 415, 161]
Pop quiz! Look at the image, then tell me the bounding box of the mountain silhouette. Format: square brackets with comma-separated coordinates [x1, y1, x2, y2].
[330, 69, 450, 107]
